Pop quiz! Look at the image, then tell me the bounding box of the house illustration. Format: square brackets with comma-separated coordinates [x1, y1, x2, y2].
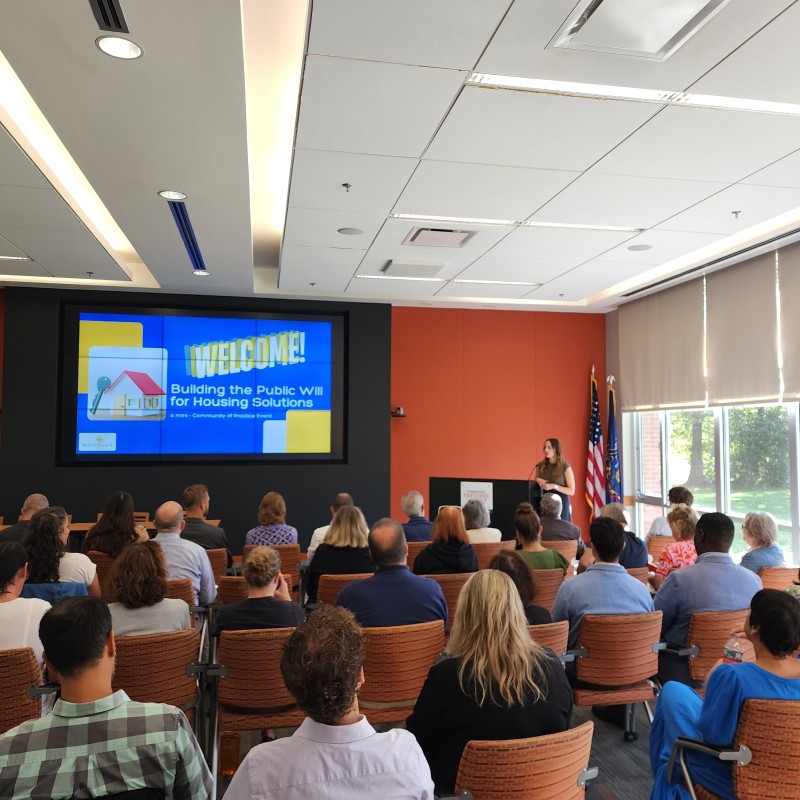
[105, 370, 165, 418]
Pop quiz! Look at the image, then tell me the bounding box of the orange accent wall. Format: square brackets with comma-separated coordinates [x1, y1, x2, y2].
[390, 307, 606, 534]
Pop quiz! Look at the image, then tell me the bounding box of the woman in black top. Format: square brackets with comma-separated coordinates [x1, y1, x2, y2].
[214, 545, 303, 634]
[412, 505, 478, 575]
[407, 569, 572, 795]
[488, 550, 552, 625]
[305, 506, 375, 604]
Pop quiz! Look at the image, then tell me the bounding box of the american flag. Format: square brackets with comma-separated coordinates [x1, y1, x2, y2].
[586, 371, 605, 519]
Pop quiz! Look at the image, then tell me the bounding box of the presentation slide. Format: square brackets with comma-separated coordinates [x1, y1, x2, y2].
[72, 310, 339, 458]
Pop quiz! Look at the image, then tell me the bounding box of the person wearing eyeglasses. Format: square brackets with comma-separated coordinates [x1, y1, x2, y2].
[412, 506, 478, 575]
[740, 511, 785, 574]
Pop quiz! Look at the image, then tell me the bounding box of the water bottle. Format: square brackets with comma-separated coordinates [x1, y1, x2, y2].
[722, 635, 745, 664]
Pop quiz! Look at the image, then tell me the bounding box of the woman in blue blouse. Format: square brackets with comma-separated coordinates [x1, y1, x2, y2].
[740, 511, 785, 573]
[649, 589, 800, 799]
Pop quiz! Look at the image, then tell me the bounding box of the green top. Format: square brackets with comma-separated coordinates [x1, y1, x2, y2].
[520, 548, 570, 572]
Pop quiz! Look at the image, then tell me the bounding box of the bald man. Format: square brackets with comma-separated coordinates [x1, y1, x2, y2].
[336, 519, 447, 627]
[0, 493, 49, 544]
[153, 501, 215, 604]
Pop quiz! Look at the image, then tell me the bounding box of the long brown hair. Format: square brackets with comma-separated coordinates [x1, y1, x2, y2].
[110, 541, 168, 608]
[24, 507, 67, 583]
[432, 506, 469, 545]
[258, 492, 287, 525]
[83, 491, 138, 558]
[538, 437, 565, 474]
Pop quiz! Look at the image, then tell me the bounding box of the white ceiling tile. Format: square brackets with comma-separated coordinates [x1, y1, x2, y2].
[308, 0, 512, 69]
[657, 184, 800, 235]
[289, 150, 418, 213]
[596, 229, 725, 264]
[283, 207, 387, 249]
[0, 259, 51, 278]
[594, 106, 800, 183]
[279, 245, 365, 292]
[741, 149, 800, 189]
[0, 127, 49, 189]
[347, 276, 446, 297]
[36, 257, 129, 281]
[489, 226, 636, 260]
[296, 56, 467, 157]
[426, 86, 661, 170]
[533, 172, 725, 229]
[526, 260, 651, 301]
[0, 233, 28, 259]
[436, 281, 532, 299]
[454, 255, 580, 284]
[0, 186, 85, 231]
[394, 160, 579, 220]
[0, 227, 114, 264]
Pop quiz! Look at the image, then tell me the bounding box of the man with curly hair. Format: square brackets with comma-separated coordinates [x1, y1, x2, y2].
[223, 605, 434, 799]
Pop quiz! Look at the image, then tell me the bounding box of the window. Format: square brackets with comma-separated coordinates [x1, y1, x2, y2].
[666, 410, 716, 512]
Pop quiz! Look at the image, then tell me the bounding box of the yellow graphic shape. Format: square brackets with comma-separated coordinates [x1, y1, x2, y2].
[78, 321, 143, 394]
[286, 410, 331, 453]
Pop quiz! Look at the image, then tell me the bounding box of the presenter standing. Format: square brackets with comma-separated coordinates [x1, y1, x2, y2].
[533, 438, 575, 522]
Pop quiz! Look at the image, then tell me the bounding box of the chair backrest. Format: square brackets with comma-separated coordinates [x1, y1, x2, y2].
[759, 566, 798, 591]
[532, 568, 566, 613]
[647, 535, 673, 563]
[686, 609, 751, 683]
[542, 539, 579, 562]
[206, 548, 228, 582]
[575, 612, 663, 686]
[317, 573, 373, 605]
[242, 544, 256, 564]
[731, 699, 800, 800]
[473, 540, 516, 570]
[423, 573, 472, 628]
[360, 621, 445, 708]
[528, 620, 569, 655]
[165, 578, 195, 606]
[206, 519, 220, 527]
[273, 544, 302, 578]
[407, 540, 429, 569]
[626, 567, 650, 585]
[216, 575, 250, 604]
[113, 629, 200, 709]
[133, 511, 151, 524]
[87, 550, 117, 601]
[454, 720, 596, 799]
[20, 582, 88, 603]
[0, 647, 40, 734]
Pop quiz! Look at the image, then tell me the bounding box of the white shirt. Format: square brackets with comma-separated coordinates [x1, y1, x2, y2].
[153, 531, 216, 605]
[306, 525, 330, 560]
[0, 597, 50, 667]
[109, 598, 191, 636]
[58, 552, 97, 587]
[647, 516, 671, 537]
[466, 527, 502, 544]
[223, 716, 433, 800]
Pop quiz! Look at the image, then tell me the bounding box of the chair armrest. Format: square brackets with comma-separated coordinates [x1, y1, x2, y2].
[659, 642, 699, 658]
[26, 682, 59, 700]
[578, 766, 599, 787]
[667, 736, 752, 799]
[560, 646, 587, 664]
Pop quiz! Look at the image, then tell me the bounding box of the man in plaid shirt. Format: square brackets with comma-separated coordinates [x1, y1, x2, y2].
[0, 596, 212, 799]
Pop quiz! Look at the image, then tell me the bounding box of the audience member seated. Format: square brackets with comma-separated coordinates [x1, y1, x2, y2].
[0, 493, 49, 544]
[647, 486, 694, 539]
[406, 570, 572, 796]
[489, 550, 552, 625]
[515, 502, 570, 572]
[336, 518, 447, 627]
[25, 507, 101, 598]
[650, 589, 800, 800]
[0, 541, 50, 674]
[108, 541, 191, 636]
[307, 492, 354, 559]
[245, 491, 299, 546]
[223, 605, 433, 799]
[305, 505, 375, 604]
[552, 517, 654, 649]
[655, 512, 762, 687]
[412, 505, 478, 576]
[214, 545, 303, 634]
[82, 490, 148, 557]
[591, 503, 648, 570]
[153, 501, 215, 605]
[400, 490, 434, 542]
[539, 493, 585, 558]
[181, 483, 232, 567]
[462, 499, 502, 544]
[649, 504, 699, 591]
[740, 510, 785, 574]
[0, 597, 212, 799]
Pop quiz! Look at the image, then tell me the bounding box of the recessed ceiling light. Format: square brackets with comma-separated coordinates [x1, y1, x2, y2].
[628, 244, 653, 251]
[158, 190, 187, 201]
[96, 36, 143, 60]
[192, 269, 211, 277]
[337, 227, 363, 235]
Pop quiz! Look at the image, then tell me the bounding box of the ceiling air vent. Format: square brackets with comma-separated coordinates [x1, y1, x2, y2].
[402, 227, 477, 248]
[88, 0, 129, 33]
[382, 260, 446, 279]
[167, 201, 210, 275]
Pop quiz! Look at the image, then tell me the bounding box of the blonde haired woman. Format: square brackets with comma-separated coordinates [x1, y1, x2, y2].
[649, 504, 699, 591]
[305, 505, 375, 604]
[407, 569, 572, 795]
[214, 545, 303, 634]
[740, 511, 785, 573]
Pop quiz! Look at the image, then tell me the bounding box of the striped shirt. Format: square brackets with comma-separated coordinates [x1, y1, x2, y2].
[0, 690, 212, 799]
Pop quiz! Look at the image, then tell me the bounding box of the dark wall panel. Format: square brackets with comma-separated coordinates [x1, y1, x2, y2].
[0, 288, 391, 551]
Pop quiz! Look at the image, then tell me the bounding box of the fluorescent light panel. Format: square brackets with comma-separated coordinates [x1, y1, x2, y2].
[453, 279, 541, 286]
[0, 255, 30, 261]
[389, 213, 640, 233]
[355, 274, 444, 282]
[468, 74, 800, 116]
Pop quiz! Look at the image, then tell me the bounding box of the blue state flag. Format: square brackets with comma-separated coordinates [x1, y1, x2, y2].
[606, 381, 622, 504]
